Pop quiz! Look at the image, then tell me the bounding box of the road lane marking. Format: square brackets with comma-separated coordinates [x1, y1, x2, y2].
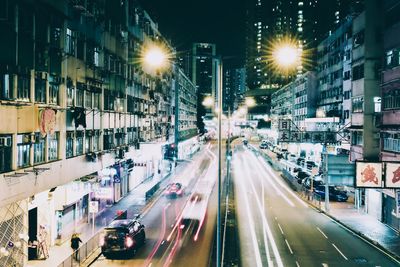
[278, 223, 284, 235]
[234, 156, 263, 267]
[253, 153, 308, 208]
[296, 261, 300, 267]
[285, 239, 294, 254]
[317, 227, 328, 239]
[332, 243, 348, 260]
[251, 154, 295, 207]
[322, 264, 328, 267]
[240, 155, 283, 266]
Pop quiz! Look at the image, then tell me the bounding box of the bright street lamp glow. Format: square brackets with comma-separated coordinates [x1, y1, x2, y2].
[245, 97, 256, 107]
[144, 47, 167, 68]
[202, 96, 214, 107]
[273, 45, 299, 68]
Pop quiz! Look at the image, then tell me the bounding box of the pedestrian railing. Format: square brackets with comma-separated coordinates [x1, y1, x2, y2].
[57, 231, 101, 267]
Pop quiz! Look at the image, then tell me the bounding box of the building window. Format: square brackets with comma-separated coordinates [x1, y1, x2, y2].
[343, 70, 351, 81]
[383, 133, 400, 153]
[48, 132, 59, 161]
[49, 82, 59, 105]
[115, 129, 125, 147]
[352, 64, 364, 81]
[93, 92, 100, 109]
[0, 74, 15, 100]
[76, 131, 84, 156]
[76, 83, 84, 107]
[104, 90, 115, 111]
[17, 75, 30, 101]
[0, 135, 12, 173]
[386, 50, 394, 67]
[103, 129, 114, 150]
[94, 47, 100, 67]
[33, 133, 46, 164]
[66, 131, 74, 158]
[383, 89, 400, 110]
[35, 73, 46, 103]
[67, 79, 74, 106]
[352, 97, 364, 113]
[351, 131, 363, 146]
[17, 134, 31, 168]
[353, 30, 364, 47]
[85, 90, 92, 108]
[93, 130, 100, 152]
[85, 130, 93, 153]
[66, 28, 75, 55]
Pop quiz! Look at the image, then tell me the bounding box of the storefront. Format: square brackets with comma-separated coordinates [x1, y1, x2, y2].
[54, 181, 91, 244]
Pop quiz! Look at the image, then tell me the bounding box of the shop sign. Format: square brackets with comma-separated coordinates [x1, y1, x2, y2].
[89, 201, 99, 213]
[94, 187, 113, 199]
[385, 163, 400, 188]
[355, 162, 383, 188]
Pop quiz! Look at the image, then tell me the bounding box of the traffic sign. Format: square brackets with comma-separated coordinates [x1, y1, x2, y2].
[89, 201, 99, 213]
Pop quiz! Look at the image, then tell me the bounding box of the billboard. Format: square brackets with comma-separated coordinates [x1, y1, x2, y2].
[356, 162, 383, 188]
[385, 163, 400, 188]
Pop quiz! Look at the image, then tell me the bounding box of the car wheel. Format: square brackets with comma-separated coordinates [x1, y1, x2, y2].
[103, 253, 110, 259]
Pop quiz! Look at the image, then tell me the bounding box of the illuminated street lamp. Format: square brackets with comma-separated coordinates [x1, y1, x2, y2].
[245, 97, 256, 108]
[142, 45, 168, 69]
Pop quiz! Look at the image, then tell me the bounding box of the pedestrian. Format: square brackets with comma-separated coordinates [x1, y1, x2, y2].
[70, 233, 82, 261]
[169, 163, 172, 172]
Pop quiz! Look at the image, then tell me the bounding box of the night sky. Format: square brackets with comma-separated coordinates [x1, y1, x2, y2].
[139, 0, 246, 67]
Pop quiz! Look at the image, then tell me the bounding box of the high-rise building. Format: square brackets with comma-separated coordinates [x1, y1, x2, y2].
[245, 0, 363, 90]
[223, 67, 247, 113]
[191, 43, 217, 133]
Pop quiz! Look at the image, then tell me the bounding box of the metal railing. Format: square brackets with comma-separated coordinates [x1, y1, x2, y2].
[57, 231, 101, 267]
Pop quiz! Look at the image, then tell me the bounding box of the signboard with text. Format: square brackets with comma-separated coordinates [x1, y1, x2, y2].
[89, 201, 99, 213]
[385, 163, 400, 188]
[356, 162, 383, 188]
[278, 131, 338, 144]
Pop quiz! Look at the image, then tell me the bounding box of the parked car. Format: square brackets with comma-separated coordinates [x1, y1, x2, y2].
[313, 185, 348, 202]
[165, 182, 184, 198]
[288, 154, 297, 162]
[306, 160, 318, 170]
[302, 177, 324, 189]
[296, 171, 310, 184]
[297, 157, 305, 166]
[101, 219, 146, 259]
[259, 143, 268, 149]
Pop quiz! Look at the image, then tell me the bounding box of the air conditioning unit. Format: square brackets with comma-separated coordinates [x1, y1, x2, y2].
[0, 136, 12, 147]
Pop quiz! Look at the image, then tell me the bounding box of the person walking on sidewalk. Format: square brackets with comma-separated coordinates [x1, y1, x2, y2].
[70, 233, 82, 261]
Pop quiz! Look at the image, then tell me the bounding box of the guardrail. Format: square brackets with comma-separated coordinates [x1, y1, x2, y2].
[57, 231, 101, 267]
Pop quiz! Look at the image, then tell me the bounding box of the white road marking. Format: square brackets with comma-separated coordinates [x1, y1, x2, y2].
[332, 243, 348, 260]
[322, 264, 328, 267]
[285, 239, 294, 254]
[296, 261, 301, 267]
[278, 223, 284, 235]
[233, 158, 263, 267]
[317, 227, 328, 239]
[255, 154, 308, 208]
[241, 155, 284, 267]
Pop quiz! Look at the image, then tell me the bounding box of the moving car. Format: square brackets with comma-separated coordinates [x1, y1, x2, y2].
[243, 139, 248, 145]
[100, 219, 146, 259]
[165, 182, 184, 198]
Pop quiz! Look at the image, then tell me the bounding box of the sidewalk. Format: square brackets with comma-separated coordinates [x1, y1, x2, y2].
[26, 159, 190, 267]
[253, 145, 400, 260]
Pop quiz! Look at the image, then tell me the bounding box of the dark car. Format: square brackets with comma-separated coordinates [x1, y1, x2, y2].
[302, 177, 324, 189]
[100, 219, 146, 258]
[259, 143, 268, 149]
[243, 139, 248, 145]
[306, 161, 318, 170]
[297, 157, 305, 166]
[296, 171, 310, 184]
[165, 182, 184, 198]
[313, 185, 348, 202]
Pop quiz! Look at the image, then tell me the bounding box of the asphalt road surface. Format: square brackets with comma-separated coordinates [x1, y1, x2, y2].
[91, 144, 219, 267]
[233, 145, 400, 267]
